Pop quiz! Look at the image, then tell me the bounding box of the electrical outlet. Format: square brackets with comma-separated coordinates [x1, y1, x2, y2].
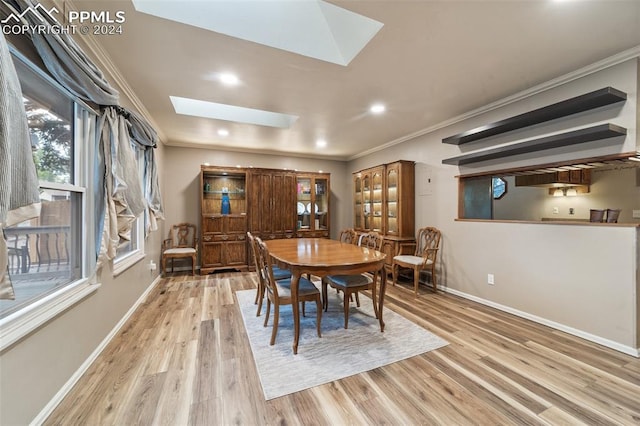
[569, 208, 575, 215]
[149, 260, 157, 271]
[487, 274, 495, 285]
[553, 207, 559, 214]
[633, 209, 640, 219]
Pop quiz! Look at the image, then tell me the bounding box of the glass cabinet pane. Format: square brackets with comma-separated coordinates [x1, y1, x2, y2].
[315, 178, 328, 230]
[387, 168, 398, 234]
[372, 171, 383, 232]
[354, 176, 362, 229]
[296, 177, 312, 230]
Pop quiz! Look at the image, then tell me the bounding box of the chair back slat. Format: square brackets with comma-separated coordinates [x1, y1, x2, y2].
[338, 228, 357, 244]
[170, 223, 197, 248]
[415, 227, 441, 261]
[256, 237, 279, 299]
[360, 231, 383, 250]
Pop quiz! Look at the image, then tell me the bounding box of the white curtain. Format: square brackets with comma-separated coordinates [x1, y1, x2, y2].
[0, 32, 41, 299]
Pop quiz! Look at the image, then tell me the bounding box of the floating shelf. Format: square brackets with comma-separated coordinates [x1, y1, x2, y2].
[442, 87, 627, 145]
[441, 124, 626, 166]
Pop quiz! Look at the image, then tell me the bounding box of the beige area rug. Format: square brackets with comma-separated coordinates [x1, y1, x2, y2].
[236, 285, 448, 400]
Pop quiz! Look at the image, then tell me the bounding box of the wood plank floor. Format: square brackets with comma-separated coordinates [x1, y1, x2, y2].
[45, 272, 640, 425]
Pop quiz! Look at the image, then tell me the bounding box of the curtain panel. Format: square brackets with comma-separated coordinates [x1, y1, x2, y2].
[5, 0, 119, 106]
[0, 32, 41, 299]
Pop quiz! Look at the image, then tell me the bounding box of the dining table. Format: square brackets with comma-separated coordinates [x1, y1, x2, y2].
[265, 237, 387, 354]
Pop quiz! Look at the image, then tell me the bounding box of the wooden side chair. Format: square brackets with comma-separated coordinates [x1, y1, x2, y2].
[161, 223, 198, 276]
[247, 232, 291, 316]
[392, 227, 441, 296]
[256, 237, 322, 345]
[338, 228, 358, 244]
[321, 231, 383, 329]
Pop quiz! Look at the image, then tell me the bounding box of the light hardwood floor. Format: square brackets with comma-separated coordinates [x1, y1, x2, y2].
[45, 271, 640, 425]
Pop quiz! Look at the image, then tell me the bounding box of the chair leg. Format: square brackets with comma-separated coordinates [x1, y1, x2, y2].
[264, 299, 271, 327]
[161, 257, 165, 277]
[302, 301, 306, 317]
[270, 304, 279, 345]
[256, 281, 265, 317]
[392, 263, 397, 287]
[315, 297, 322, 338]
[355, 292, 361, 307]
[191, 256, 195, 275]
[343, 291, 350, 329]
[322, 279, 329, 312]
[371, 273, 379, 319]
[431, 265, 437, 292]
[414, 266, 420, 297]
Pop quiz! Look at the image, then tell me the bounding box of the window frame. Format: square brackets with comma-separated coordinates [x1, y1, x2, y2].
[0, 45, 100, 352]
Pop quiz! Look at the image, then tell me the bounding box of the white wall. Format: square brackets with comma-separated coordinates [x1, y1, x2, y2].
[349, 59, 639, 353]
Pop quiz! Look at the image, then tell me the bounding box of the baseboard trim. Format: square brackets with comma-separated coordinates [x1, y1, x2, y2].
[31, 275, 163, 425]
[441, 285, 639, 358]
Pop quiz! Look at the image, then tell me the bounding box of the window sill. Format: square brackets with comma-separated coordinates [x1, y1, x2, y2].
[113, 250, 146, 277]
[455, 218, 640, 227]
[0, 279, 100, 352]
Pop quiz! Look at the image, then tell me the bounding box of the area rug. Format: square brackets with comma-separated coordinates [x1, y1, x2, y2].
[236, 286, 448, 400]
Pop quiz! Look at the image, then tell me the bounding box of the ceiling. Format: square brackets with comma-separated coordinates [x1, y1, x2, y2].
[81, 0, 640, 161]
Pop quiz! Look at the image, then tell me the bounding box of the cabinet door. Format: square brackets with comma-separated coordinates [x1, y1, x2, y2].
[371, 168, 384, 233]
[202, 215, 223, 234]
[201, 242, 223, 267]
[386, 166, 399, 235]
[354, 174, 363, 230]
[225, 240, 247, 266]
[272, 173, 296, 235]
[226, 215, 247, 234]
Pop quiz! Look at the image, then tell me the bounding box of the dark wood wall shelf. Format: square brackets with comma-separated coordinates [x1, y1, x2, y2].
[441, 124, 626, 166]
[442, 87, 627, 146]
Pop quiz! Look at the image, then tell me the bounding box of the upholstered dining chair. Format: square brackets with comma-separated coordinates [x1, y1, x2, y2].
[256, 237, 322, 345]
[322, 231, 383, 329]
[161, 223, 198, 276]
[247, 232, 291, 316]
[392, 227, 442, 296]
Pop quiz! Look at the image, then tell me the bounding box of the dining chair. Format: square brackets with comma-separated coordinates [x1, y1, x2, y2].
[161, 223, 198, 276]
[392, 227, 442, 296]
[247, 232, 291, 316]
[256, 237, 322, 345]
[338, 228, 358, 244]
[322, 231, 383, 329]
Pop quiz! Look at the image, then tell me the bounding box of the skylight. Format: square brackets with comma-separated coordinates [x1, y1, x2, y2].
[170, 96, 298, 128]
[132, 0, 383, 66]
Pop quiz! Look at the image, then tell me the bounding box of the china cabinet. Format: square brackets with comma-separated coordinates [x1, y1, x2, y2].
[200, 166, 248, 273]
[353, 160, 415, 270]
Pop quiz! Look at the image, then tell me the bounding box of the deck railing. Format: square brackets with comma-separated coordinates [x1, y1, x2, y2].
[4, 225, 71, 275]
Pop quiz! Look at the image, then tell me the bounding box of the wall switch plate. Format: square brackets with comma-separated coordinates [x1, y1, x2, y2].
[633, 210, 640, 219]
[487, 274, 495, 285]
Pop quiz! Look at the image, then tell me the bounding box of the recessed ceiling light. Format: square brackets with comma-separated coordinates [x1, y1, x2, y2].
[219, 73, 239, 86]
[217, 129, 229, 137]
[316, 139, 327, 148]
[370, 103, 386, 114]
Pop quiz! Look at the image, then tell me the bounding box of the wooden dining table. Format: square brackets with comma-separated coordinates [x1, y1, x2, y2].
[265, 238, 387, 354]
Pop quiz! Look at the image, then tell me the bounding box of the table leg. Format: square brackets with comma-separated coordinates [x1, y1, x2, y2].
[378, 266, 387, 332]
[291, 272, 300, 354]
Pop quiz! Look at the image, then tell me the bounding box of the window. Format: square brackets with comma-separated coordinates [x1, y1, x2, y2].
[113, 147, 146, 275]
[0, 52, 95, 322]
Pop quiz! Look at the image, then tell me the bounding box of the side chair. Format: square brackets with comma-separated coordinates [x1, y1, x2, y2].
[256, 237, 322, 345]
[322, 231, 383, 329]
[247, 232, 291, 316]
[161, 223, 198, 276]
[392, 226, 442, 296]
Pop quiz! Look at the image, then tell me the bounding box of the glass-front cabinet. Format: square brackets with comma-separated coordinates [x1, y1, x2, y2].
[386, 166, 399, 235]
[200, 166, 248, 274]
[296, 173, 330, 238]
[355, 166, 384, 233]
